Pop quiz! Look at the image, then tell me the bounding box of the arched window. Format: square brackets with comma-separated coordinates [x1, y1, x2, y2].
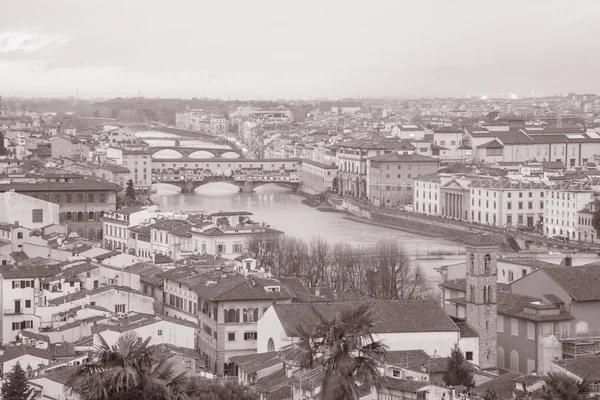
[66, 212, 72, 222]
[509, 350, 519, 372]
[576, 321, 589, 334]
[497, 346, 505, 369]
[77, 212, 83, 222]
[483, 286, 488, 303]
[470, 285, 475, 302]
[226, 309, 238, 323]
[484, 254, 491, 273]
[88, 211, 95, 221]
[100, 211, 105, 218]
[93, 280, 99, 289]
[267, 338, 275, 352]
[469, 254, 475, 274]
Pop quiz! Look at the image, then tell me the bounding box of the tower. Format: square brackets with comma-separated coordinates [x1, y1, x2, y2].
[464, 234, 498, 370]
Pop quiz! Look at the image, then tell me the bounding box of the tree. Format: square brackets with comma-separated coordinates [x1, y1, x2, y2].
[483, 388, 499, 400]
[64, 331, 188, 400]
[291, 303, 387, 400]
[442, 343, 475, 389]
[538, 371, 594, 400]
[1, 362, 33, 400]
[186, 378, 258, 400]
[125, 179, 136, 200]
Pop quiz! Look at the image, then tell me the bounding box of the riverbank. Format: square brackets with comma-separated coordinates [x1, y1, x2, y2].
[343, 215, 452, 239]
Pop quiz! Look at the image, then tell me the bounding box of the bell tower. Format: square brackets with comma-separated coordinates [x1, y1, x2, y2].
[464, 235, 498, 370]
[0, 95, 7, 117]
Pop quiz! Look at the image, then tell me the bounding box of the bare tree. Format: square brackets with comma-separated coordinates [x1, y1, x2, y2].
[245, 234, 281, 270]
[308, 236, 330, 288]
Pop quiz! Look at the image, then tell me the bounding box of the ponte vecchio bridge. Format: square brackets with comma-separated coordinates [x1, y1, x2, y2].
[151, 157, 301, 193]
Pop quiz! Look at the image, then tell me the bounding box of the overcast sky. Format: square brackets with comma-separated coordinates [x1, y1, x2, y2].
[1, 0, 599, 99]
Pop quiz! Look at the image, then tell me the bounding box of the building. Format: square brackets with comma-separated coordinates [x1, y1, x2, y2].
[545, 181, 596, 239]
[107, 127, 136, 144]
[413, 173, 441, 215]
[550, 355, 600, 395]
[0, 264, 61, 344]
[258, 300, 460, 358]
[50, 136, 91, 160]
[106, 146, 152, 189]
[439, 175, 472, 220]
[469, 179, 547, 227]
[577, 199, 600, 243]
[0, 191, 59, 230]
[299, 159, 338, 195]
[391, 124, 426, 140]
[0, 178, 119, 240]
[158, 268, 296, 375]
[464, 235, 498, 370]
[102, 206, 158, 253]
[432, 126, 466, 160]
[366, 153, 439, 207]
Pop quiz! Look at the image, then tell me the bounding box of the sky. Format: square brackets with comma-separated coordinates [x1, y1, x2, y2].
[1, 0, 599, 99]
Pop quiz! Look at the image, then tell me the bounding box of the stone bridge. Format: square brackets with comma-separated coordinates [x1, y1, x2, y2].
[150, 147, 243, 159]
[152, 174, 299, 193]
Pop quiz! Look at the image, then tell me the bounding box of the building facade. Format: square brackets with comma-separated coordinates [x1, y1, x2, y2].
[299, 159, 338, 195]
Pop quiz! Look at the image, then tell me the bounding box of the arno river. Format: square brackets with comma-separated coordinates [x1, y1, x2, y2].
[134, 129, 462, 281]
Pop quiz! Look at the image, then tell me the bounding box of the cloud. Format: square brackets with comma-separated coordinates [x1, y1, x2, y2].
[0, 31, 69, 62]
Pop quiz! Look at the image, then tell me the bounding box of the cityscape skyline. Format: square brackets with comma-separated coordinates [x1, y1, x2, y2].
[1, 0, 600, 99]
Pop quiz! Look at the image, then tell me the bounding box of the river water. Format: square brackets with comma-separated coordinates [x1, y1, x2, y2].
[137, 129, 461, 281]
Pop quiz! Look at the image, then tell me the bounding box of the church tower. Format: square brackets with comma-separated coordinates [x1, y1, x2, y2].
[464, 235, 498, 370]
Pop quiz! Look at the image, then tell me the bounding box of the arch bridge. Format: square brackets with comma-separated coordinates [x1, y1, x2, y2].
[151, 147, 243, 159]
[152, 173, 299, 193]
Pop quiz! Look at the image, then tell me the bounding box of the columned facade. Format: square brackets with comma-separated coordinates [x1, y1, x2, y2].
[442, 190, 468, 219]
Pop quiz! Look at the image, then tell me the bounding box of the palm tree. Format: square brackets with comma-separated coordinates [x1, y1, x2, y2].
[290, 302, 387, 400]
[538, 370, 594, 400]
[64, 331, 189, 400]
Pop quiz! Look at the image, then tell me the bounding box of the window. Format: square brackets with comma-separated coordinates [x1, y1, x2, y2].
[157, 330, 163, 336]
[232, 243, 243, 253]
[527, 322, 535, 340]
[511, 318, 519, 336]
[497, 315, 504, 333]
[115, 304, 126, 313]
[77, 194, 84, 202]
[528, 202, 533, 209]
[465, 351, 473, 361]
[484, 254, 491, 273]
[217, 244, 225, 254]
[88, 194, 94, 202]
[227, 332, 236, 341]
[508, 270, 514, 282]
[244, 332, 258, 341]
[507, 202, 512, 210]
[25, 300, 31, 308]
[17, 232, 23, 239]
[469, 254, 475, 274]
[32, 209, 43, 223]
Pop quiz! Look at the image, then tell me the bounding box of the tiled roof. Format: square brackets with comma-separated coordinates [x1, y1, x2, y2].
[255, 368, 290, 394]
[497, 292, 574, 322]
[50, 285, 150, 305]
[470, 179, 549, 190]
[462, 234, 501, 247]
[456, 321, 479, 338]
[471, 372, 522, 399]
[148, 219, 189, 231]
[0, 179, 120, 192]
[273, 300, 459, 336]
[310, 287, 369, 302]
[368, 153, 437, 163]
[40, 366, 77, 385]
[553, 355, 600, 380]
[20, 330, 50, 343]
[229, 352, 283, 374]
[0, 345, 51, 363]
[384, 349, 429, 370]
[0, 264, 61, 279]
[277, 277, 323, 303]
[380, 377, 429, 392]
[92, 314, 197, 334]
[439, 278, 466, 291]
[123, 262, 163, 286]
[543, 264, 600, 301]
[478, 139, 504, 149]
[113, 206, 146, 215]
[50, 342, 76, 358]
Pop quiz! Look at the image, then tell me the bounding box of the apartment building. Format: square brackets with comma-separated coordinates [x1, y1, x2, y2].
[158, 268, 295, 375]
[298, 159, 338, 195]
[413, 173, 441, 215]
[102, 206, 158, 253]
[469, 179, 547, 227]
[0, 264, 61, 344]
[107, 127, 136, 144]
[106, 145, 152, 188]
[544, 181, 596, 239]
[0, 178, 119, 240]
[577, 199, 600, 243]
[367, 152, 439, 207]
[50, 136, 91, 160]
[432, 126, 465, 160]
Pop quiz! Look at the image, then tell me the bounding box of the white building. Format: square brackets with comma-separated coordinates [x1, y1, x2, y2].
[545, 181, 597, 239]
[0, 264, 61, 344]
[258, 301, 460, 357]
[433, 126, 466, 160]
[102, 206, 159, 253]
[470, 179, 548, 227]
[413, 174, 442, 215]
[0, 192, 59, 230]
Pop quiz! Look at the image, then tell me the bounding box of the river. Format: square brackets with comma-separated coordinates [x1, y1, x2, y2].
[131, 128, 461, 281]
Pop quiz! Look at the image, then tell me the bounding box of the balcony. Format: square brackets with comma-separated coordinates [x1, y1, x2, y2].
[4, 309, 22, 315]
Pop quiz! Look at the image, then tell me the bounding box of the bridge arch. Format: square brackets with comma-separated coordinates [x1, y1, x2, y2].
[152, 149, 184, 159]
[220, 151, 242, 159]
[188, 150, 216, 159]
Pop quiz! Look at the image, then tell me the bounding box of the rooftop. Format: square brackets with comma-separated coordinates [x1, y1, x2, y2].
[543, 264, 600, 301]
